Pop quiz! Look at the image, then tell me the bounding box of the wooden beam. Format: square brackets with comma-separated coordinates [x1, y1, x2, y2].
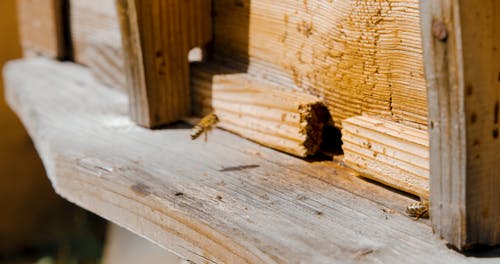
[5, 58, 481, 264]
[420, 0, 500, 249]
[191, 64, 330, 157]
[116, 0, 212, 127]
[17, 0, 69, 59]
[342, 115, 429, 199]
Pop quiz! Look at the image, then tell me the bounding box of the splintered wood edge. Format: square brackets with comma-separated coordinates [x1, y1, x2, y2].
[4, 58, 477, 263]
[191, 63, 331, 157]
[298, 102, 331, 156]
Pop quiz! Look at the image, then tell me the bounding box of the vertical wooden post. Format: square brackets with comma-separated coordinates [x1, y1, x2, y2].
[17, 0, 70, 59]
[420, 0, 500, 249]
[116, 0, 212, 127]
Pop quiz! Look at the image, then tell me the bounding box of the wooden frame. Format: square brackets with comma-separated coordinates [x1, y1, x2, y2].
[420, 0, 500, 249]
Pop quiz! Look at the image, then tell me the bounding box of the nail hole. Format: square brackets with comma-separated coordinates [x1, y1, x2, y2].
[471, 113, 477, 124]
[495, 101, 499, 124]
[466, 84, 474, 96]
[432, 20, 448, 41]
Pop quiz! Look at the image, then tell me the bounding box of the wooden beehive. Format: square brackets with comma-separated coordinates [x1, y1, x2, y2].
[62, 0, 432, 196]
[69, 0, 429, 128]
[9, 0, 500, 258]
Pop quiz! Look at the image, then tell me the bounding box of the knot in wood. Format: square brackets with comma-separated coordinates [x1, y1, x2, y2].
[432, 20, 448, 41]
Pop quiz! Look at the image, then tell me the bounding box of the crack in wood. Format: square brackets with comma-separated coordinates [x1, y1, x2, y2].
[218, 164, 260, 172]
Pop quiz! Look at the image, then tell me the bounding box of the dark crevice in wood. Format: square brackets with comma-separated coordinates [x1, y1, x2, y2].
[152, 121, 193, 130]
[358, 176, 421, 202]
[320, 125, 343, 156]
[461, 244, 500, 257]
[59, 0, 73, 61]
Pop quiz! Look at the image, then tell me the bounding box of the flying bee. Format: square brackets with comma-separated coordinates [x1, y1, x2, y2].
[191, 113, 219, 141]
[406, 200, 430, 220]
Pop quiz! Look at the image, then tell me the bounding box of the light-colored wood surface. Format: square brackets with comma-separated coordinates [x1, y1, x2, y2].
[191, 63, 330, 157]
[213, 0, 428, 129]
[5, 58, 498, 263]
[70, 0, 126, 90]
[116, 0, 211, 127]
[420, 0, 500, 249]
[103, 224, 185, 264]
[342, 115, 429, 199]
[17, 0, 66, 58]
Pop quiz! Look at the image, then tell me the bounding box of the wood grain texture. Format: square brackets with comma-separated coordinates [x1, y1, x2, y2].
[5, 58, 495, 264]
[64, 0, 427, 130]
[70, 0, 126, 90]
[342, 115, 429, 199]
[213, 0, 428, 129]
[17, 0, 67, 58]
[116, 0, 211, 127]
[420, 0, 500, 249]
[191, 63, 330, 157]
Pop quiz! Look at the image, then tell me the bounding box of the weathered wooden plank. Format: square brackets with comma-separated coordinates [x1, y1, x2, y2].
[420, 0, 500, 249]
[70, 0, 126, 90]
[213, 0, 428, 129]
[17, 0, 68, 59]
[4, 58, 491, 263]
[116, 0, 211, 127]
[191, 63, 330, 157]
[342, 115, 429, 199]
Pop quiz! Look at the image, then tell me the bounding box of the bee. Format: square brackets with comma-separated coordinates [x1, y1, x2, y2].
[191, 113, 219, 141]
[406, 200, 430, 220]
